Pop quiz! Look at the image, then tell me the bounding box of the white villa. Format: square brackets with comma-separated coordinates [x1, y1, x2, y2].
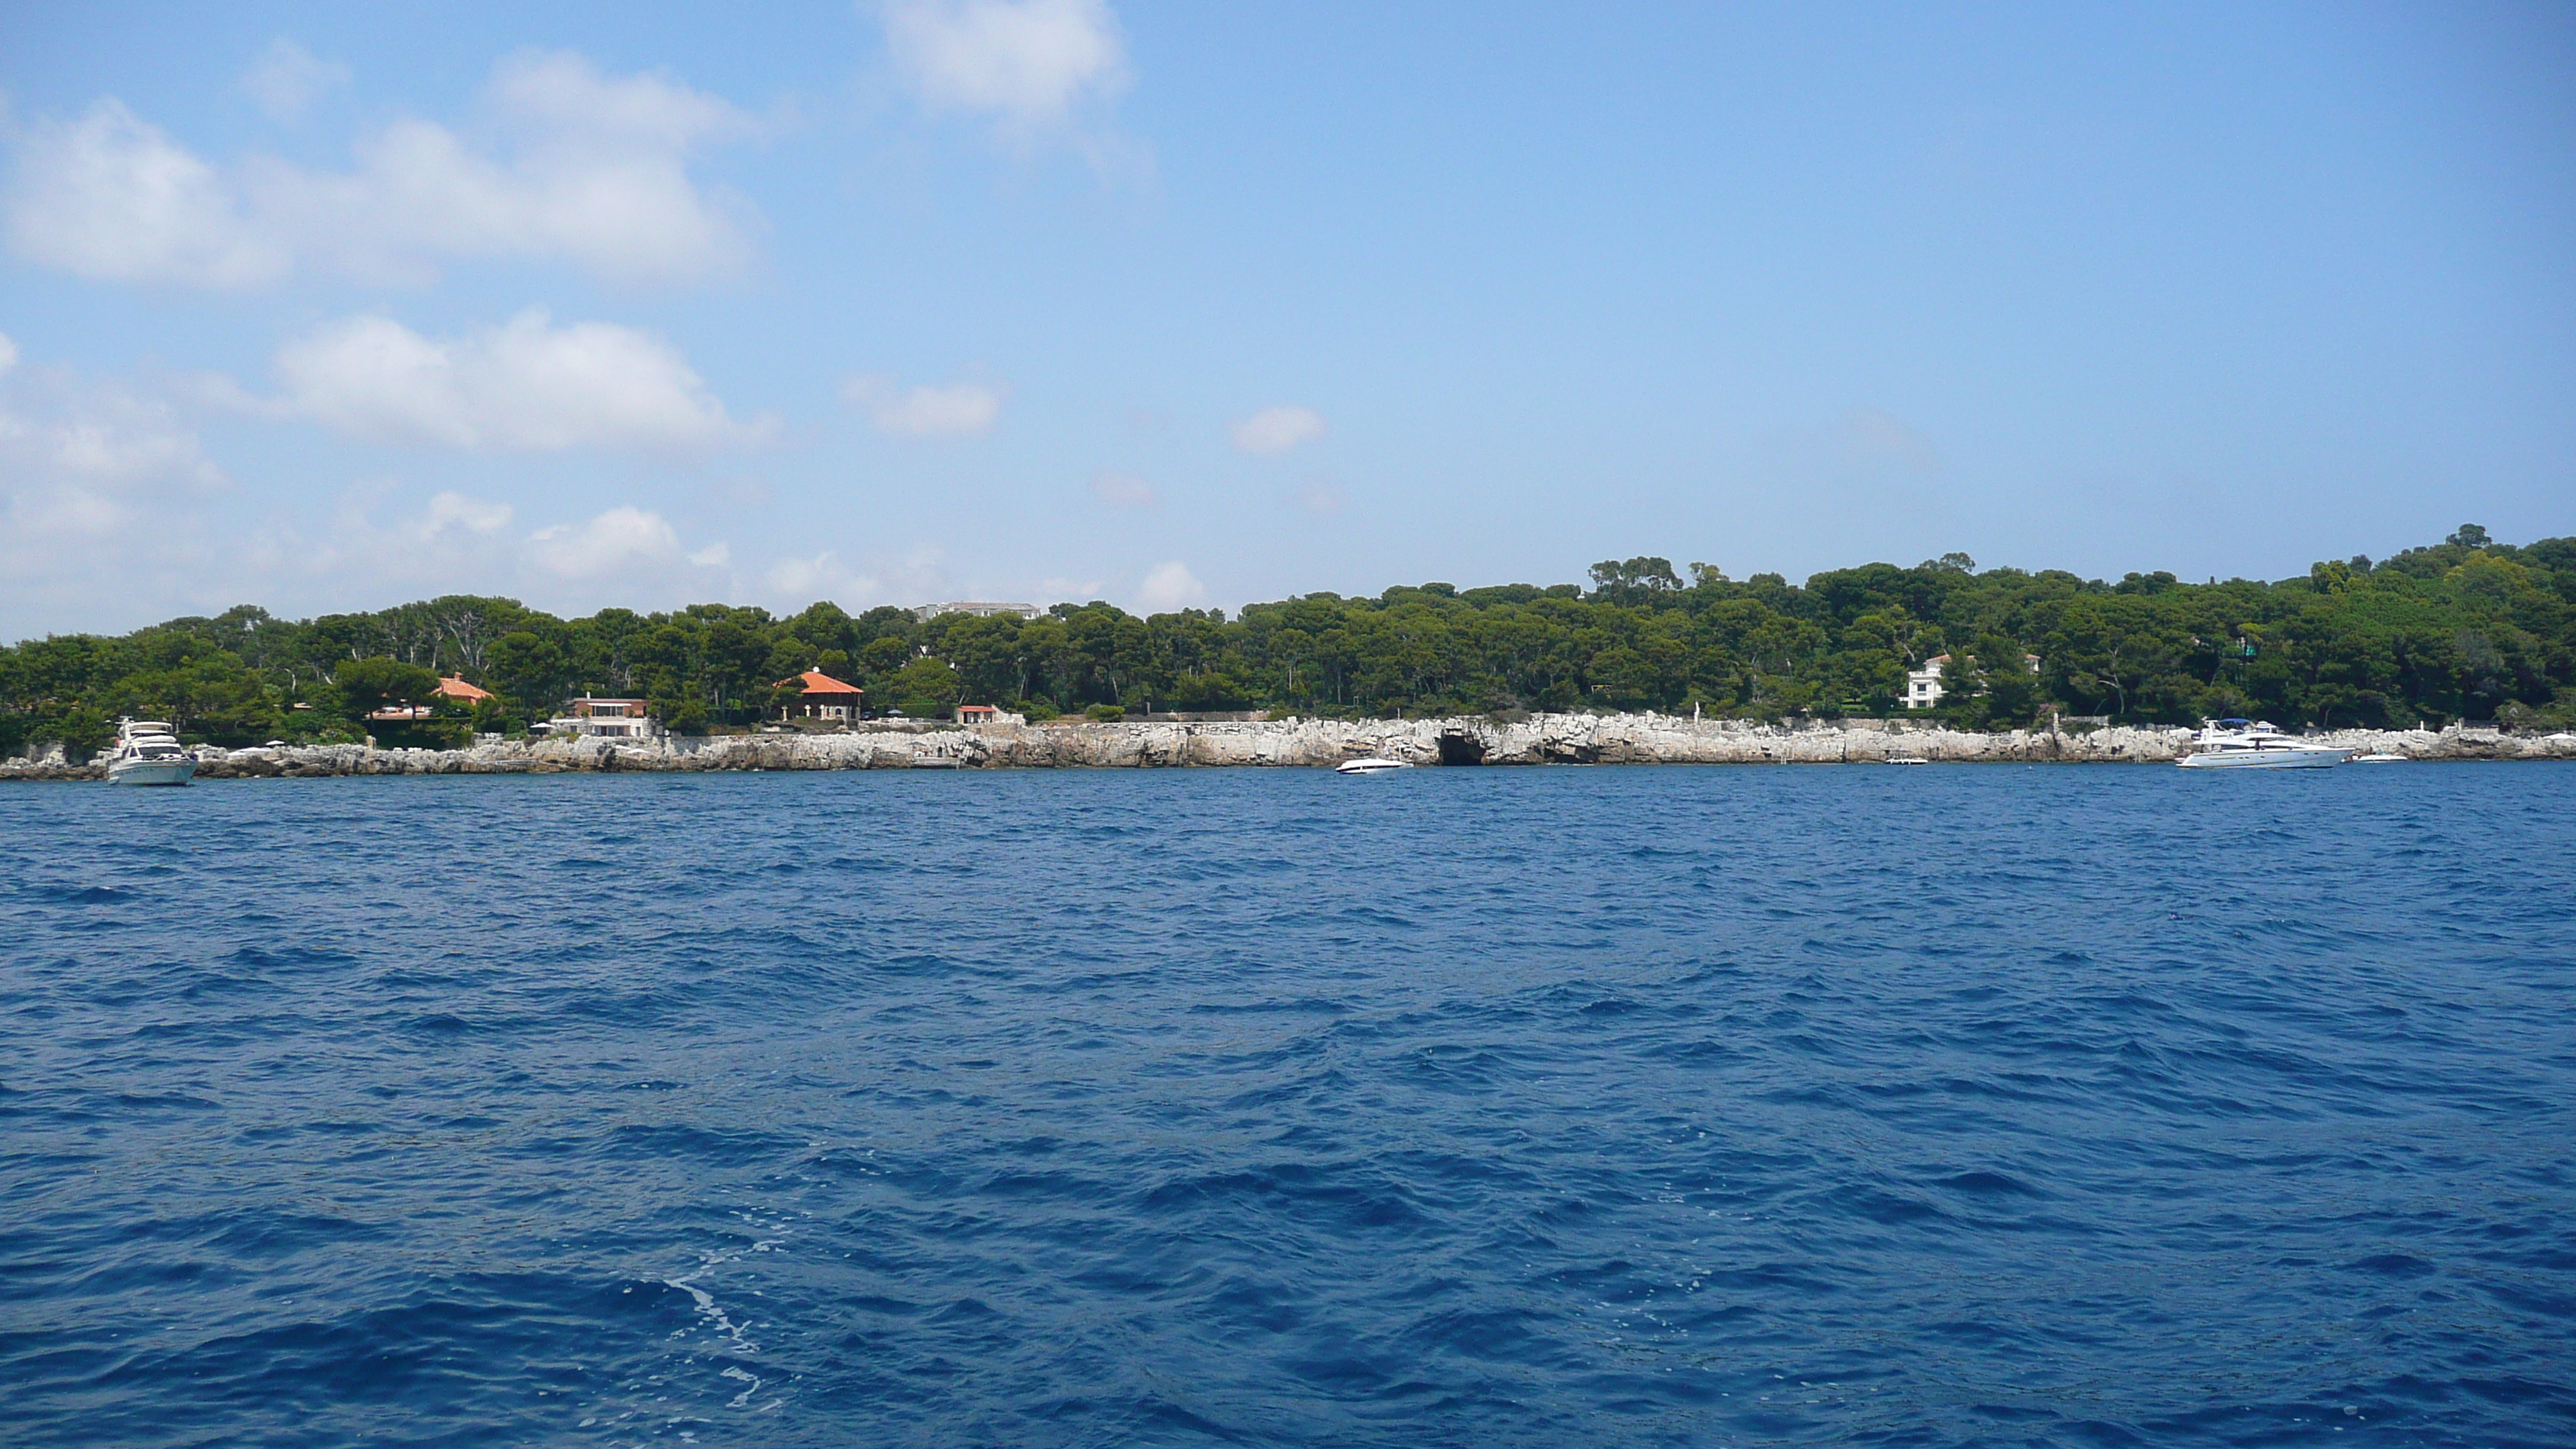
[1906, 653, 2040, 709]
[912, 601, 1043, 622]
[540, 697, 662, 738]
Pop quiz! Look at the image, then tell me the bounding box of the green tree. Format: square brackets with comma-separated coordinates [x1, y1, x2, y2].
[488, 632, 568, 717]
[332, 658, 440, 721]
[883, 656, 963, 714]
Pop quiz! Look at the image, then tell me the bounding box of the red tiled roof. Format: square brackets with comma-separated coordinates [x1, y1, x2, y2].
[777, 669, 863, 695]
[435, 676, 492, 701]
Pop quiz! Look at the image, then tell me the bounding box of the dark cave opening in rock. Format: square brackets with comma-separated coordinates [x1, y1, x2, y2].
[1437, 733, 1487, 766]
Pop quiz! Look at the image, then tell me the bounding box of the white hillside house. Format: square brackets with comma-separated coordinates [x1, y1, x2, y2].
[912, 601, 1042, 622]
[1905, 652, 2040, 709]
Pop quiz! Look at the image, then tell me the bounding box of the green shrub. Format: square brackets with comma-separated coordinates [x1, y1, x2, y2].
[1084, 703, 1126, 722]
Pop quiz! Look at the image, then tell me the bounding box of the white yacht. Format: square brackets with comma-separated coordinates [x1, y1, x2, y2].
[104, 719, 197, 786]
[2176, 718, 2348, 770]
[1335, 757, 1410, 775]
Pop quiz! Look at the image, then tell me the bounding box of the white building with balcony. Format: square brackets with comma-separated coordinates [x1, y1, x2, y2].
[911, 601, 1042, 622]
[539, 697, 662, 738]
[1905, 653, 2040, 709]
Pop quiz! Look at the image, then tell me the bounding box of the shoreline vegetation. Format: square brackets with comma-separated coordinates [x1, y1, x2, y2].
[5, 525, 2573, 769]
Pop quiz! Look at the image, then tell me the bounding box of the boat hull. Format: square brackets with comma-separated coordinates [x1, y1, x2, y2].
[106, 759, 197, 786]
[2177, 748, 2347, 769]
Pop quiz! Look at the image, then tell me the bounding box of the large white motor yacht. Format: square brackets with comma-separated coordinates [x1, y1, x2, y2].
[104, 719, 197, 786]
[1335, 757, 1410, 774]
[2176, 718, 2348, 770]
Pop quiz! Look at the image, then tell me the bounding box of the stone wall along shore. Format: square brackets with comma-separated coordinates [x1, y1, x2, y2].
[6, 714, 2571, 781]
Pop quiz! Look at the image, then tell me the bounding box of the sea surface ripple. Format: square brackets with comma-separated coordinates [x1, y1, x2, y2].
[3, 763, 2572, 1447]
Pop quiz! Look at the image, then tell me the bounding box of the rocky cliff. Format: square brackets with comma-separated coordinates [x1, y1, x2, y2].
[6, 714, 2569, 781]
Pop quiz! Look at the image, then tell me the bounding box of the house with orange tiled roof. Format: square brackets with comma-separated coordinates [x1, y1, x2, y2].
[776, 668, 865, 724]
[366, 675, 493, 724]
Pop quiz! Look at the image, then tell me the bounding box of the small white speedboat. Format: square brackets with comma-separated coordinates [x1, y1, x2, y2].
[1335, 757, 1410, 775]
[2352, 752, 2407, 763]
[1886, 755, 1930, 766]
[2176, 718, 2348, 769]
[104, 719, 196, 786]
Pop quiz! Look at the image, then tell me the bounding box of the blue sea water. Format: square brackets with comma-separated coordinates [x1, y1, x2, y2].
[2, 763, 2572, 1447]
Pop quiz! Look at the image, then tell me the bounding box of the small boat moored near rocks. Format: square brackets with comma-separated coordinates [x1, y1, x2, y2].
[104, 719, 197, 786]
[1335, 757, 1410, 775]
[2176, 718, 2349, 770]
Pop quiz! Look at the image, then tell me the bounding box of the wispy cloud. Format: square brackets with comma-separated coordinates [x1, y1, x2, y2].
[1841, 407, 1941, 471]
[1135, 559, 1204, 612]
[1291, 481, 1344, 516]
[0, 357, 226, 546]
[1229, 404, 1326, 455]
[0, 351, 242, 629]
[765, 550, 873, 601]
[1033, 574, 1102, 602]
[879, 0, 1128, 132]
[873, 0, 1146, 175]
[241, 39, 351, 124]
[526, 506, 689, 579]
[418, 490, 513, 538]
[269, 308, 772, 452]
[7, 51, 759, 288]
[1089, 471, 1157, 508]
[841, 373, 1005, 437]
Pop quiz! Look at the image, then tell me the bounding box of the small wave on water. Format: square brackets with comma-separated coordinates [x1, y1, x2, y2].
[2, 763, 2574, 1446]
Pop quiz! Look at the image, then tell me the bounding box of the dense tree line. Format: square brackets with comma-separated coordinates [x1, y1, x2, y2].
[4, 526, 2570, 754]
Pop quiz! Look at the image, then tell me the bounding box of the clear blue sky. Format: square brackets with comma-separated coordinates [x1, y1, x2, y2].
[3, 2, 2570, 635]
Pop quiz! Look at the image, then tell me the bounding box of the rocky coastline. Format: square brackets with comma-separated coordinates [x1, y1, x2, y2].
[7, 714, 2571, 781]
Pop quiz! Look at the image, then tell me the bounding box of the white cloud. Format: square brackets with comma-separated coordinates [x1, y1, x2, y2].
[0, 361, 236, 625]
[754, 542, 967, 611]
[1034, 574, 1102, 601]
[841, 373, 1005, 437]
[0, 332, 17, 372]
[7, 52, 757, 288]
[759, 546, 982, 610]
[1842, 407, 1941, 471]
[0, 358, 748, 630]
[1230, 404, 1327, 455]
[241, 481, 520, 611]
[272, 308, 769, 452]
[525, 505, 687, 579]
[0, 367, 226, 542]
[417, 490, 513, 537]
[5, 100, 289, 288]
[688, 542, 733, 568]
[1293, 481, 1344, 516]
[242, 39, 352, 124]
[1089, 471, 1156, 507]
[880, 0, 1128, 131]
[766, 550, 871, 601]
[1135, 559, 1204, 612]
